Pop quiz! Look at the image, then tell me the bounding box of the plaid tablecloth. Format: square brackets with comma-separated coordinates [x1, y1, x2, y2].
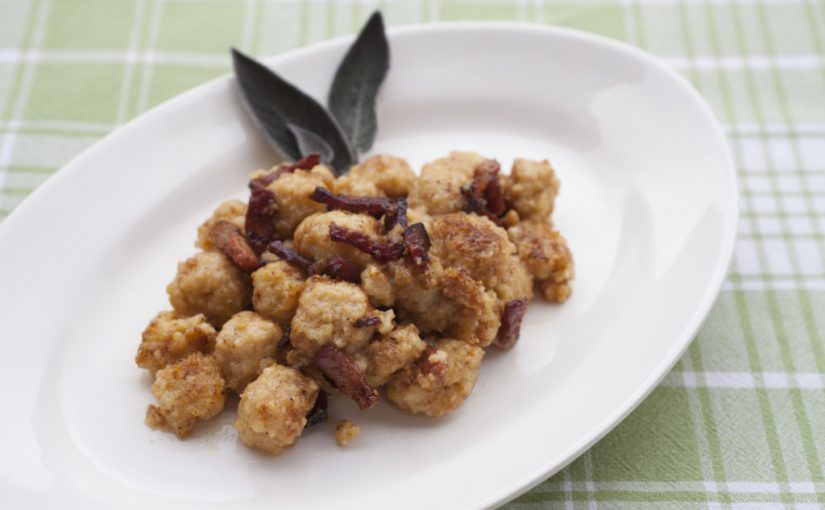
[2, 0, 823, 508]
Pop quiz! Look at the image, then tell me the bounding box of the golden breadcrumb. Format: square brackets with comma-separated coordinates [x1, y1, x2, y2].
[335, 420, 361, 446]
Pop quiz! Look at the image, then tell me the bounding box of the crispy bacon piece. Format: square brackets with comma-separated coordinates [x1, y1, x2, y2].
[418, 346, 447, 380]
[384, 197, 408, 231]
[495, 298, 530, 349]
[484, 183, 505, 216]
[323, 255, 361, 283]
[245, 188, 279, 254]
[249, 153, 321, 191]
[267, 242, 361, 283]
[210, 220, 260, 272]
[313, 345, 378, 410]
[328, 223, 405, 263]
[305, 390, 328, 428]
[267, 240, 314, 273]
[461, 159, 506, 223]
[403, 222, 431, 274]
[291, 153, 322, 170]
[249, 169, 285, 192]
[353, 315, 381, 328]
[310, 187, 399, 219]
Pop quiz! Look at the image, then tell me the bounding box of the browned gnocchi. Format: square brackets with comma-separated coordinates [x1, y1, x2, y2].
[137, 152, 573, 453]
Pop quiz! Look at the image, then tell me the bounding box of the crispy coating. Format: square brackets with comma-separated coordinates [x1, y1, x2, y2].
[214, 311, 282, 392]
[136, 311, 216, 374]
[284, 346, 312, 369]
[429, 213, 533, 303]
[334, 174, 382, 197]
[335, 155, 415, 198]
[235, 364, 320, 454]
[196, 199, 247, 250]
[335, 420, 361, 446]
[387, 259, 500, 347]
[383, 259, 441, 322]
[387, 338, 484, 417]
[506, 158, 560, 221]
[254, 164, 336, 239]
[167, 251, 252, 327]
[251, 260, 306, 327]
[293, 210, 384, 269]
[538, 279, 570, 304]
[365, 323, 427, 387]
[405, 207, 433, 229]
[360, 263, 394, 307]
[507, 221, 575, 303]
[290, 276, 394, 357]
[501, 209, 520, 228]
[145, 352, 225, 438]
[408, 151, 486, 215]
[439, 267, 502, 347]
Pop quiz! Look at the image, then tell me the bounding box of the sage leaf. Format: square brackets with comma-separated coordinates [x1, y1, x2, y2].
[327, 11, 389, 154]
[287, 123, 334, 164]
[231, 48, 355, 174]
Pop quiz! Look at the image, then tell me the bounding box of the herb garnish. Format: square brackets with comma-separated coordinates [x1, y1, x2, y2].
[327, 12, 390, 154]
[231, 11, 390, 175]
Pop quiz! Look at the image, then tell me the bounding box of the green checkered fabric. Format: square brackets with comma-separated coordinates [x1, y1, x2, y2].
[2, 1, 823, 508]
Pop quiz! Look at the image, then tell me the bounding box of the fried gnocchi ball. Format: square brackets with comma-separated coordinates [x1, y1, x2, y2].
[387, 338, 484, 417]
[235, 364, 319, 454]
[408, 151, 486, 215]
[145, 352, 225, 438]
[251, 260, 306, 327]
[290, 276, 394, 357]
[195, 199, 247, 250]
[429, 213, 533, 303]
[256, 163, 335, 238]
[507, 221, 575, 303]
[213, 311, 282, 393]
[506, 158, 560, 221]
[167, 251, 252, 327]
[135, 311, 217, 374]
[335, 155, 416, 198]
[388, 260, 501, 347]
[293, 210, 384, 269]
[365, 323, 427, 387]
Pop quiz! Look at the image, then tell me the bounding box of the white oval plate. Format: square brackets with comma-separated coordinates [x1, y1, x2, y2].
[0, 23, 737, 509]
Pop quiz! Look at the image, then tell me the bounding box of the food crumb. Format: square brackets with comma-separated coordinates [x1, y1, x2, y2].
[335, 419, 361, 446]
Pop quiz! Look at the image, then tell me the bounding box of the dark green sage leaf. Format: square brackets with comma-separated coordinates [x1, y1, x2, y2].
[327, 11, 389, 154]
[231, 48, 355, 174]
[287, 123, 334, 164]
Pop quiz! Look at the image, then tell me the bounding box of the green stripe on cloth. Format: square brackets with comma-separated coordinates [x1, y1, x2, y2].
[1, 1, 823, 508]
